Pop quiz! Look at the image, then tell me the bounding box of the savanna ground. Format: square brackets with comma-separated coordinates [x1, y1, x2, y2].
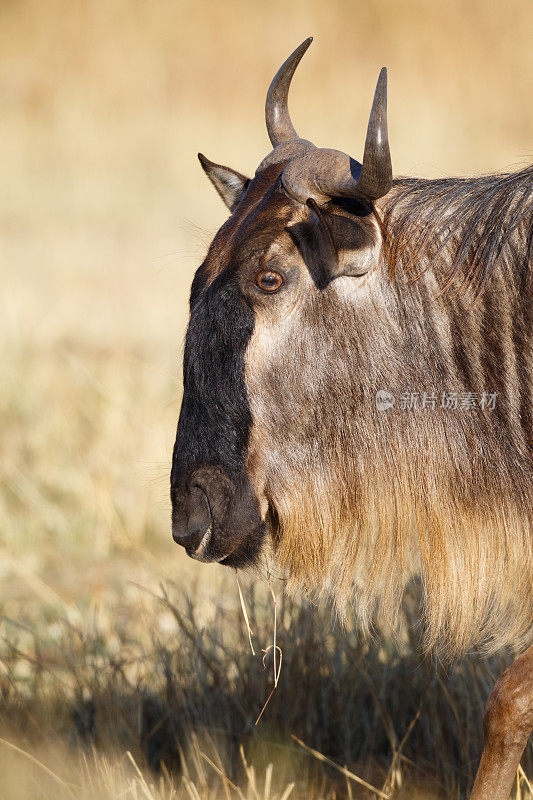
[0, 1, 532, 797]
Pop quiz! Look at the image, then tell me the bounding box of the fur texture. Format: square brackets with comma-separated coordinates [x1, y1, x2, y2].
[244, 167, 533, 658]
[172, 160, 532, 658]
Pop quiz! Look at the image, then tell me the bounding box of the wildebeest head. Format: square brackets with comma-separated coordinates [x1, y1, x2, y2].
[171, 38, 393, 571]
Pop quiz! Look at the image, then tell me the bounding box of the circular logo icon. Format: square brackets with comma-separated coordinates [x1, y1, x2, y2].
[376, 390, 395, 412]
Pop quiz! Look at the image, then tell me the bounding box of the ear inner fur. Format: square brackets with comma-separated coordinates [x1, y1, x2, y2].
[198, 152, 251, 212]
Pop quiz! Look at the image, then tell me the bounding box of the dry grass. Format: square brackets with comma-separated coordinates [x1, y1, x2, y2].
[0, 0, 531, 797]
[1, 578, 531, 799]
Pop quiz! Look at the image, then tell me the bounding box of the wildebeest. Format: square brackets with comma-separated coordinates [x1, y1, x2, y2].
[170, 38, 532, 800]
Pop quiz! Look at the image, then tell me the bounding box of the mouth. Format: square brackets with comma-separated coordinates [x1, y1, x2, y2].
[174, 484, 272, 567]
[185, 523, 217, 562]
[184, 520, 267, 567]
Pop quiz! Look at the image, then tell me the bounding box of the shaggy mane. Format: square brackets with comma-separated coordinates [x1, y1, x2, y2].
[381, 164, 533, 299]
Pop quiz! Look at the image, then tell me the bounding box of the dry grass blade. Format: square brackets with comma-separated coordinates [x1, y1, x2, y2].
[290, 735, 392, 800]
[183, 778, 203, 800]
[345, 767, 354, 800]
[126, 750, 146, 781]
[268, 577, 278, 686]
[519, 765, 533, 796]
[239, 745, 260, 800]
[382, 703, 421, 794]
[254, 684, 277, 727]
[237, 575, 256, 655]
[278, 784, 295, 800]
[264, 762, 273, 800]
[0, 737, 77, 797]
[254, 577, 283, 726]
[201, 752, 245, 800]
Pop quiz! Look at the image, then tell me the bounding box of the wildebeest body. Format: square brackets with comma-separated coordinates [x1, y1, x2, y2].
[169, 39, 533, 800]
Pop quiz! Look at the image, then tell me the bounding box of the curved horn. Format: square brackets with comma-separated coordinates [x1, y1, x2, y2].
[265, 38, 313, 147]
[354, 67, 392, 201]
[281, 68, 393, 204]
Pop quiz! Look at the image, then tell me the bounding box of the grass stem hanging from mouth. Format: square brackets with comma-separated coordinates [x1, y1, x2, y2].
[255, 575, 283, 726]
[236, 573, 256, 655]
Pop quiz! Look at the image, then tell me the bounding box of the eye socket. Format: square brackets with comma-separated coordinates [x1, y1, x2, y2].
[255, 270, 283, 293]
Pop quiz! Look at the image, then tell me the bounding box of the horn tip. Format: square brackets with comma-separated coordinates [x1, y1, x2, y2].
[292, 37, 313, 59]
[265, 38, 313, 148]
[374, 68, 388, 105]
[294, 37, 313, 56]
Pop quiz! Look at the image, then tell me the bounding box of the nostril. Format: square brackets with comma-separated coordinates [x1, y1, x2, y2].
[186, 485, 211, 539]
[172, 484, 211, 550]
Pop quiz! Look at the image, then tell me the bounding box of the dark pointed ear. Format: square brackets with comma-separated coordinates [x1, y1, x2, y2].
[286, 209, 336, 290]
[306, 199, 377, 279]
[198, 153, 251, 212]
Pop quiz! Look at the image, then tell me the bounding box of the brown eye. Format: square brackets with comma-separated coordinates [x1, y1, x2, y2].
[256, 270, 283, 293]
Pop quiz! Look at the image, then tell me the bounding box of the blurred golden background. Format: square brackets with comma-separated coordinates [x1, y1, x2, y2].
[0, 1, 531, 798]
